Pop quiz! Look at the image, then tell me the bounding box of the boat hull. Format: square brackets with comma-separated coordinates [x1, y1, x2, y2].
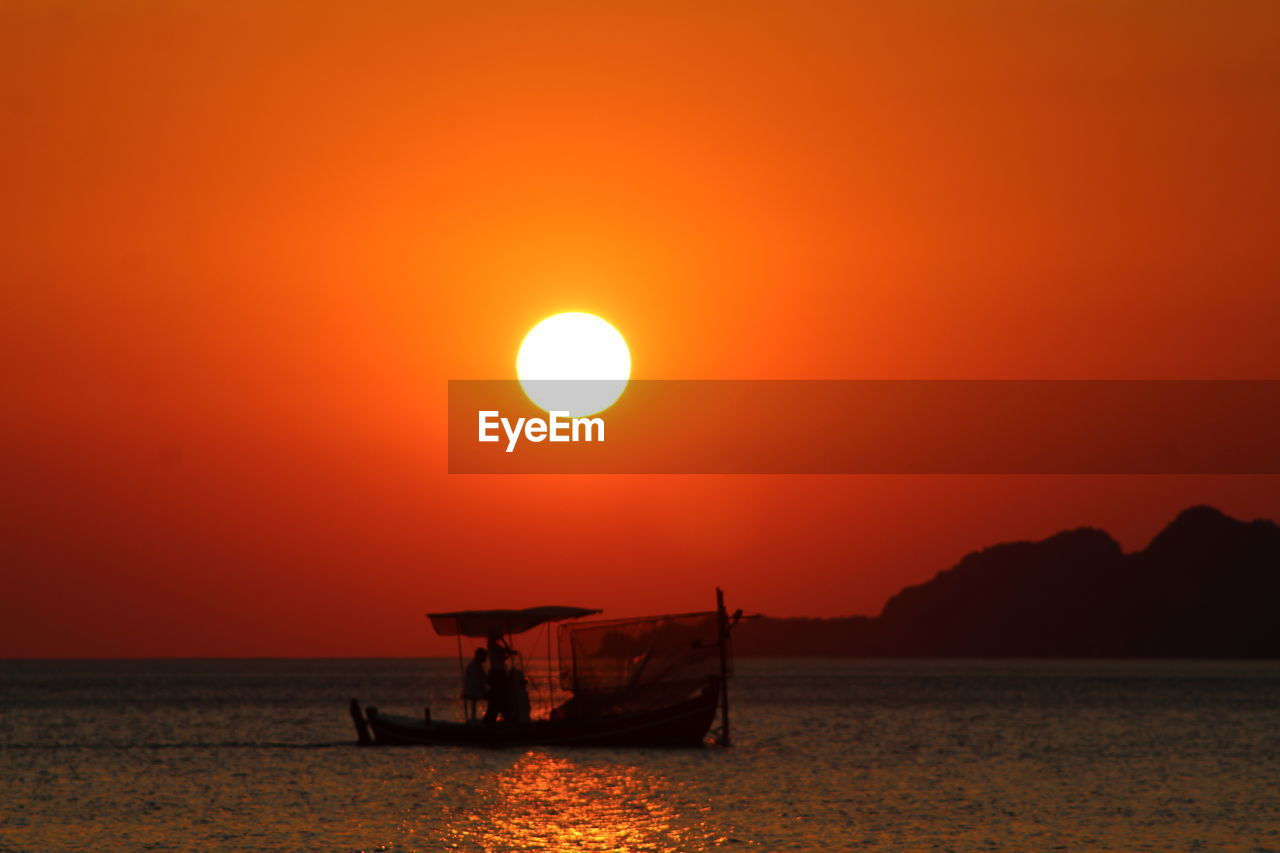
[361, 683, 720, 748]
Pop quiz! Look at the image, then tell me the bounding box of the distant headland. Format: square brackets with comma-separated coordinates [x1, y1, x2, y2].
[736, 506, 1280, 658]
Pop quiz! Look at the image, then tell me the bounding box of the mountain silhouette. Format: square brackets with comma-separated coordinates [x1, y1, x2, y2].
[735, 506, 1280, 657]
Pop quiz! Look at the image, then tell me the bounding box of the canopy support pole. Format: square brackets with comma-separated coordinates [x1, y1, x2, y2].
[547, 624, 555, 716]
[715, 587, 732, 746]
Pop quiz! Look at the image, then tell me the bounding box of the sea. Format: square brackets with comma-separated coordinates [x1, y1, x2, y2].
[2, 659, 1278, 852]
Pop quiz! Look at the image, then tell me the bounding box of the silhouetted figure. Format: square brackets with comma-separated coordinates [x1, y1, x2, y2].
[509, 665, 531, 724]
[482, 639, 510, 724]
[462, 647, 487, 723]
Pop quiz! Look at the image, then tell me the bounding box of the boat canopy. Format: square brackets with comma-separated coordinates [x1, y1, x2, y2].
[427, 606, 601, 638]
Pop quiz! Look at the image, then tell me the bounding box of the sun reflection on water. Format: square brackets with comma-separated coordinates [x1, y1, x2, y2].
[442, 751, 726, 852]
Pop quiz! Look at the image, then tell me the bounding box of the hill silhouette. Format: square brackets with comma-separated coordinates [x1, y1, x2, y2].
[735, 506, 1280, 657]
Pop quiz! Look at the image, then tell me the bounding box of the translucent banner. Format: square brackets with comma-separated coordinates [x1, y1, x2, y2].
[448, 380, 1280, 474]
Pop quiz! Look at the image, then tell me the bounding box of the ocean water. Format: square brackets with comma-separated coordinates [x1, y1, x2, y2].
[2, 659, 1279, 852]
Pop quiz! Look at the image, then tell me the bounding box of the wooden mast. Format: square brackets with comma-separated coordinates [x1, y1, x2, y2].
[715, 586, 732, 746]
[455, 632, 467, 722]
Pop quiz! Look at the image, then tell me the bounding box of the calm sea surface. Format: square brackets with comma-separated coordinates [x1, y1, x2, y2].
[2, 659, 1278, 852]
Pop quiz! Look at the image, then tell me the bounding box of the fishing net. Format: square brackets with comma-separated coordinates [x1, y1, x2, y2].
[557, 611, 723, 716]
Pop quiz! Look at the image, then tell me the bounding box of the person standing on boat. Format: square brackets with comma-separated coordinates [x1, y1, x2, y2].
[508, 664, 531, 724]
[483, 638, 511, 724]
[462, 647, 488, 723]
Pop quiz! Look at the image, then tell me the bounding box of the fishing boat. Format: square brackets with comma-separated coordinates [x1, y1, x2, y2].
[350, 589, 740, 747]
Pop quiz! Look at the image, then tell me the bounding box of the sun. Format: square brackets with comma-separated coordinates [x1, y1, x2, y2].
[516, 312, 631, 417]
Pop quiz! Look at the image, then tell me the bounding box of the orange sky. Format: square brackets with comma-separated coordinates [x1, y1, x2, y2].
[4, 1, 1279, 656]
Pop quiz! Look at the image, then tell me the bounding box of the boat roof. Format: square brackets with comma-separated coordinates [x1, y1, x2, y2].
[426, 606, 602, 638]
